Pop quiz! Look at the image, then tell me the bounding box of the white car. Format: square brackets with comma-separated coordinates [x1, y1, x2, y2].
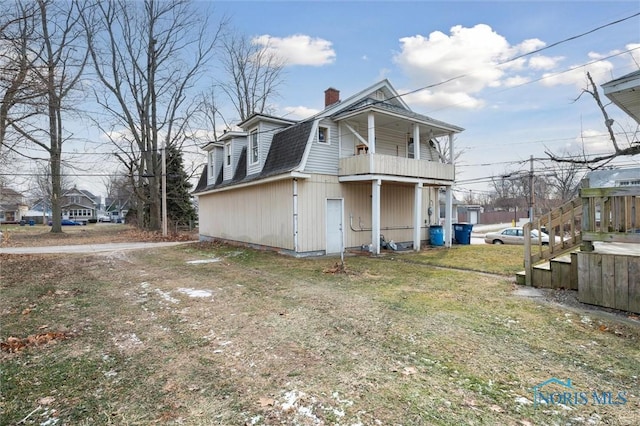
[484, 227, 549, 245]
[98, 215, 111, 223]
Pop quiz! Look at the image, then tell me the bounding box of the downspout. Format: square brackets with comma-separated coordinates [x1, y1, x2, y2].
[293, 178, 299, 253]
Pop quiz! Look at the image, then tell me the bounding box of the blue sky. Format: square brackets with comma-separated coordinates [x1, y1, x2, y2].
[10, 1, 638, 200]
[206, 0, 640, 197]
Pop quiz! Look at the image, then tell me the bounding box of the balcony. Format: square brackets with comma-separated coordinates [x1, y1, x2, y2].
[338, 153, 454, 182]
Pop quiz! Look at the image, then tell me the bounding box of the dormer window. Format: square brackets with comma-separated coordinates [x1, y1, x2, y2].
[208, 151, 215, 178]
[318, 126, 329, 144]
[250, 130, 259, 164]
[225, 143, 231, 166]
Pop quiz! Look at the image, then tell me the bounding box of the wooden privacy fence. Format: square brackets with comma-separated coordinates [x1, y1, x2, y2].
[578, 252, 640, 313]
[524, 198, 583, 286]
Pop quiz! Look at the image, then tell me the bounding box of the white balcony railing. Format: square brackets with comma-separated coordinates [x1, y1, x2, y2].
[339, 153, 454, 181]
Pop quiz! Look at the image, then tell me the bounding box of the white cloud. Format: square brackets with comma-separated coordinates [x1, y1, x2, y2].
[515, 38, 546, 54]
[540, 60, 613, 89]
[252, 34, 336, 66]
[569, 129, 614, 154]
[402, 89, 485, 110]
[627, 43, 640, 67]
[282, 105, 320, 119]
[504, 76, 531, 87]
[529, 55, 563, 70]
[393, 24, 547, 110]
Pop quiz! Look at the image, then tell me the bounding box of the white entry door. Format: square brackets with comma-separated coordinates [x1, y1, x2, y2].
[469, 210, 478, 224]
[326, 199, 343, 254]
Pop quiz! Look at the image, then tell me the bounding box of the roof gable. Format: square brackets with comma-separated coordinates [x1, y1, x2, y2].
[318, 79, 408, 118]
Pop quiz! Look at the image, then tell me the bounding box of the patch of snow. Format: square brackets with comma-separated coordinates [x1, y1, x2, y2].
[177, 288, 213, 298]
[140, 282, 150, 289]
[186, 258, 221, 264]
[154, 288, 179, 304]
[218, 341, 232, 346]
[281, 390, 300, 411]
[514, 396, 532, 405]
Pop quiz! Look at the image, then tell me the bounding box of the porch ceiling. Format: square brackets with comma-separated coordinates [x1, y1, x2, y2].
[335, 108, 460, 138]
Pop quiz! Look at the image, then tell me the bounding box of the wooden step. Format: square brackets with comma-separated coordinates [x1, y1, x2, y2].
[532, 262, 551, 288]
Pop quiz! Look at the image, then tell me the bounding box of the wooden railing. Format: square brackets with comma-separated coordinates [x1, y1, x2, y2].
[524, 198, 583, 285]
[339, 153, 455, 181]
[523, 186, 640, 286]
[579, 186, 640, 249]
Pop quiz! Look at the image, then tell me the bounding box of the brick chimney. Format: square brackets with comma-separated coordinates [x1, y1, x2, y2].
[324, 87, 340, 107]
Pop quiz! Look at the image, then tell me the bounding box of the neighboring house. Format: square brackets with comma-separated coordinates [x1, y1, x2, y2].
[104, 195, 131, 222]
[602, 69, 640, 124]
[194, 79, 463, 256]
[0, 187, 28, 223]
[60, 187, 99, 223]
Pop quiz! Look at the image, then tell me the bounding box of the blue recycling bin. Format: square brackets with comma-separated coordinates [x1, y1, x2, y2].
[429, 225, 444, 246]
[28, 220, 35, 226]
[453, 223, 473, 245]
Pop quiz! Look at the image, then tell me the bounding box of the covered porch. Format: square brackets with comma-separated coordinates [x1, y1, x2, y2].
[334, 100, 460, 254]
[339, 175, 455, 254]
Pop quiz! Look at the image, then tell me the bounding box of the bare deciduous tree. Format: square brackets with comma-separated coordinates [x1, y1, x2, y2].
[2, 0, 88, 233]
[82, 0, 224, 230]
[219, 31, 285, 122]
[545, 71, 640, 167]
[546, 152, 584, 202]
[0, 1, 40, 163]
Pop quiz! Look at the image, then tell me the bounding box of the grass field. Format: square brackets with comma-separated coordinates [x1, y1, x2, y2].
[1, 227, 638, 425]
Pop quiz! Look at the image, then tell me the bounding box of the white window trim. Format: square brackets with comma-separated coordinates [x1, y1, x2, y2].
[224, 143, 231, 167]
[208, 151, 215, 180]
[318, 126, 330, 145]
[250, 129, 259, 164]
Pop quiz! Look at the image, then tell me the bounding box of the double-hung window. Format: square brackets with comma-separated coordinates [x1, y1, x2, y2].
[250, 130, 259, 164]
[318, 126, 329, 144]
[225, 143, 231, 166]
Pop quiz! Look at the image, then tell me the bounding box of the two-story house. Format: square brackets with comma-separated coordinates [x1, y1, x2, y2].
[61, 187, 100, 223]
[194, 79, 464, 256]
[0, 187, 28, 224]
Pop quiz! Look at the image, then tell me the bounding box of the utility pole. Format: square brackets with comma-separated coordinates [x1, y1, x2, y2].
[529, 155, 534, 222]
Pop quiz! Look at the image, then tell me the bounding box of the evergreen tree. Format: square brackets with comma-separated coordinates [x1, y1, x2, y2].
[164, 145, 197, 226]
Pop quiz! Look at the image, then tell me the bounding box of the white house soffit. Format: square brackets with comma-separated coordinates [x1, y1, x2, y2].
[338, 174, 453, 186]
[297, 120, 319, 172]
[238, 113, 297, 130]
[334, 106, 463, 133]
[195, 172, 311, 196]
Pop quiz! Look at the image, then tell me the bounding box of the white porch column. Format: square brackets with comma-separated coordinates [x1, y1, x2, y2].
[414, 182, 423, 251]
[448, 132, 454, 163]
[368, 112, 376, 172]
[413, 125, 420, 160]
[368, 112, 376, 153]
[445, 186, 453, 247]
[372, 179, 381, 255]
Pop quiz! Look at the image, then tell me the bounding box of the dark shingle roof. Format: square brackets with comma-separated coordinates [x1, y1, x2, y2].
[194, 166, 208, 193]
[260, 120, 313, 178]
[193, 120, 313, 194]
